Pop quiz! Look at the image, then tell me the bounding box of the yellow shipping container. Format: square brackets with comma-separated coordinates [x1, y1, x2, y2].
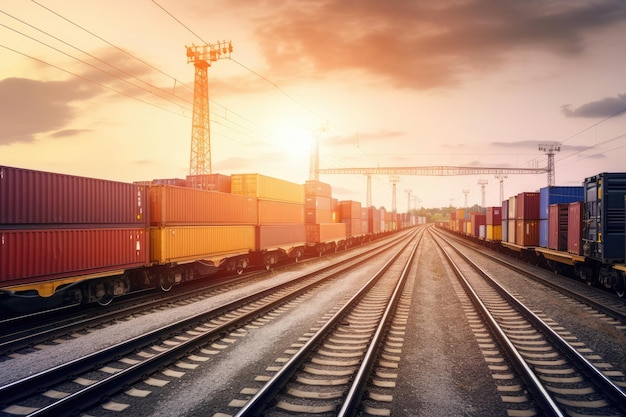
[231, 173, 304, 204]
[151, 225, 255, 266]
[486, 224, 502, 241]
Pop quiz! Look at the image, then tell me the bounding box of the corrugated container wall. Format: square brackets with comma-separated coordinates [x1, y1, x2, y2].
[339, 201, 362, 220]
[502, 200, 509, 221]
[257, 224, 306, 251]
[568, 201, 583, 255]
[304, 180, 332, 198]
[186, 174, 231, 193]
[516, 192, 540, 220]
[539, 186, 584, 219]
[486, 207, 502, 225]
[515, 220, 539, 246]
[1, 228, 148, 287]
[231, 173, 304, 204]
[0, 165, 146, 225]
[547, 204, 568, 251]
[508, 196, 516, 220]
[306, 223, 346, 244]
[368, 207, 382, 234]
[149, 185, 257, 226]
[258, 200, 304, 224]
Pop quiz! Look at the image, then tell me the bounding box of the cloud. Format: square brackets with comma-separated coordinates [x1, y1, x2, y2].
[0, 77, 97, 145]
[561, 94, 626, 118]
[241, 0, 626, 89]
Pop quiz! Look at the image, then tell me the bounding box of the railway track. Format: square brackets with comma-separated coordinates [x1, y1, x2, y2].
[0, 229, 419, 417]
[220, 226, 422, 417]
[431, 229, 626, 416]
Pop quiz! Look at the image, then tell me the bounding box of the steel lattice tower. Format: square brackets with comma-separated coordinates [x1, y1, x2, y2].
[538, 142, 561, 186]
[186, 42, 232, 176]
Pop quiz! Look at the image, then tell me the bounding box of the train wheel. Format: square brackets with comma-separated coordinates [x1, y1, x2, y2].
[160, 280, 173, 292]
[96, 293, 113, 306]
[616, 288, 625, 298]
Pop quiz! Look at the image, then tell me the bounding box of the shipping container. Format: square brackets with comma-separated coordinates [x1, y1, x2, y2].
[186, 174, 231, 193]
[152, 178, 187, 187]
[306, 223, 346, 244]
[507, 219, 516, 243]
[149, 185, 257, 226]
[470, 214, 486, 237]
[305, 208, 332, 224]
[0, 165, 146, 225]
[568, 201, 583, 255]
[502, 199, 509, 221]
[150, 225, 255, 266]
[258, 199, 304, 224]
[486, 224, 502, 241]
[257, 224, 306, 251]
[304, 195, 332, 210]
[339, 200, 362, 220]
[539, 186, 583, 219]
[508, 196, 516, 220]
[368, 207, 382, 234]
[501, 220, 508, 242]
[304, 180, 332, 198]
[486, 207, 502, 225]
[516, 192, 540, 220]
[231, 173, 304, 204]
[547, 204, 568, 251]
[1, 228, 148, 288]
[456, 209, 465, 221]
[343, 218, 363, 237]
[515, 219, 539, 246]
[583, 172, 626, 262]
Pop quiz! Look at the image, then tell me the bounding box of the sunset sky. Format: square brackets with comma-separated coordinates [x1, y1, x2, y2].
[2, 1, 626, 209]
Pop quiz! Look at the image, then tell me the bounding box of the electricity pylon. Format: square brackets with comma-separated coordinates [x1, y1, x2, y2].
[186, 41, 232, 176]
[478, 179, 488, 208]
[538, 142, 561, 186]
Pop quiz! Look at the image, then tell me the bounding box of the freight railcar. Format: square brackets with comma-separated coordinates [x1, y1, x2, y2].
[441, 172, 626, 297]
[1, 166, 409, 312]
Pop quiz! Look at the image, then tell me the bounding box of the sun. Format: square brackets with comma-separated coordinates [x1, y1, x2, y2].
[273, 126, 313, 159]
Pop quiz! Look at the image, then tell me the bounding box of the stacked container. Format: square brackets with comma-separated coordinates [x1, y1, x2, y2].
[340, 200, 363, 237]
[231, 174, 305, 256]
[368, 207, 382, 234]
[507, 196, 516, 244]
[515, 192, 540, 246]
[186, 173, 231, 193]
[0, 166, 149, 291]
[304, 180, 346, 246]
[568, 201, 584, 255]
[539, 186, 584, 248]
[148, 185, 256, 266]
[486, 206, 502, 241]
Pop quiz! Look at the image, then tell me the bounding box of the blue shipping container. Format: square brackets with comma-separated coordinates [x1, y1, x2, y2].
[539, 186, 584, 220]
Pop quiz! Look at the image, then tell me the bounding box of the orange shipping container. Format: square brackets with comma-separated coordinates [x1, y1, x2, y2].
[257, 224, 306, 251]
[304, 180, 332, 198]
[306, 223, 346, 244]
[305, 208, 332, 224]
[258, 200, 304, 224]
[149, 185, 257, 226]
[150, 225, 255, 266]
[486, 225, 502, 241]
[231, 173, 304, 204]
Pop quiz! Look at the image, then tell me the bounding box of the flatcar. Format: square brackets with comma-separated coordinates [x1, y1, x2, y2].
[441, 172, 626, 297]
[0, 165, 412, 312]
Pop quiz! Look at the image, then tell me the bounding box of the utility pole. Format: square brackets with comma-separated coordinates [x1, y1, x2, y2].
[538, 142, 561, 186]
[494, 174, 507, 203]
[389, 176, 400, 215]
[186, 41, 232, 177]
[477, 179, 488, 208]
[405, 188, 413, 213]
[462, 189, 470, 208]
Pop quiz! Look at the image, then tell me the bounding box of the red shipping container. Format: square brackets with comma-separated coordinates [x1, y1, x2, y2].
[256, 224, 306, 251]
[568, 201, 583, 255]
[516, 192, 540, 220]
[368, 207, 382, 233]
[548, 204, 568, 251]
[486, 207, 502, 225]
[304, 180, 332, 198]
[515, 220, 539, 246]
[0, 228, 148, 288]
[149, 185, 257, 226]
[0, 165, 146, 225]
[339, 200, 362, 220]
[470, 214, 486, 237]
[306, 223, 346, 244]
[258, 200, 304, 224]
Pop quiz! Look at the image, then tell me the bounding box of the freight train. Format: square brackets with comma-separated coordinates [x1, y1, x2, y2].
[0, 165, 413, 312]
[440, 172, 626, 298]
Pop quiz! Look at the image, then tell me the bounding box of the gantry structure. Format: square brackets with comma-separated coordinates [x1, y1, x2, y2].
[317, 165, 548, 207]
